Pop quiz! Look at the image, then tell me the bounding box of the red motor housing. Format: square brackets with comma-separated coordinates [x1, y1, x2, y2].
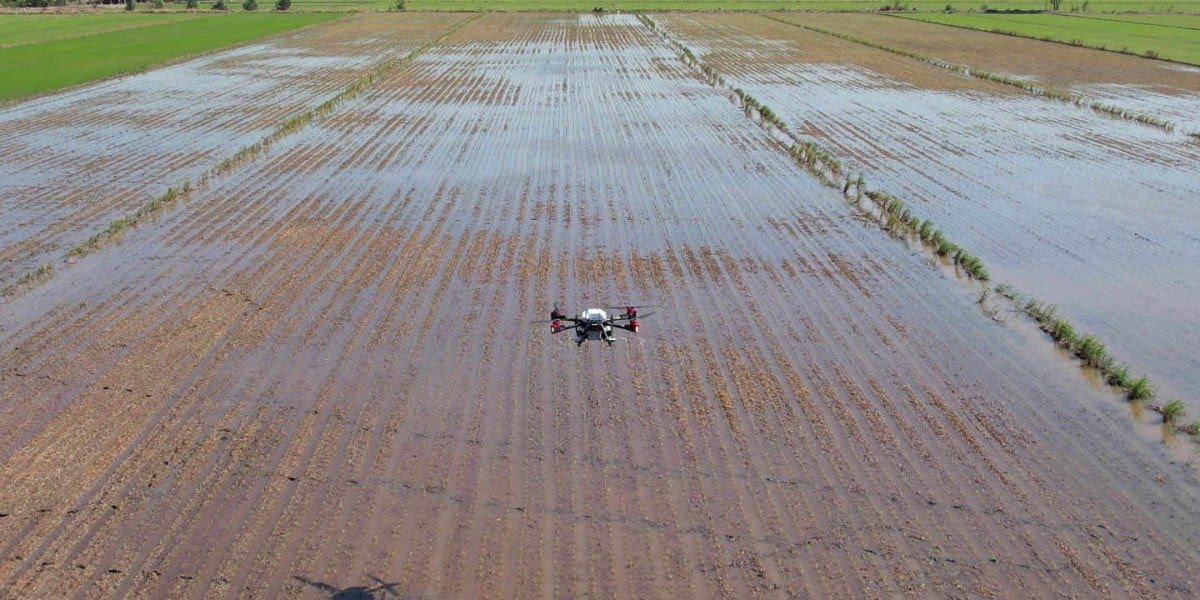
[551, 319, 561, 331]
[627, 307, 637, 318]
[630, 318, 639, 332]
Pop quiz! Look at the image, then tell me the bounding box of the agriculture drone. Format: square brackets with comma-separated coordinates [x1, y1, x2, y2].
[540, 305, 654, 346]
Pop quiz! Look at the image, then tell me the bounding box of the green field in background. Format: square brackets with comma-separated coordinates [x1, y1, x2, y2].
[0, 12, 343, 103]
[0, 13, 210, 48]
[901, 12, 1200, 64]
[1059, 12, 1200, 28]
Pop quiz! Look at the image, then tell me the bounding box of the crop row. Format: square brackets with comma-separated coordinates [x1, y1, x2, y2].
[764, 15, 1180, 133]
[638, 12, 1197, 441]
[0, 14, 480, 300]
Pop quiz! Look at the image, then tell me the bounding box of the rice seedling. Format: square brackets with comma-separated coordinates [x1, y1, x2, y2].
[1074, 334, 1110, 367]
[936, 238, 957, 257]
[1046, 318, 1077, 349]
[106, 218, 130, 237]
[917, 219, 933, 241]
[1105, 364, 1130, 387]
[1160, 399, 1185, 424]
[1127, 376, 1154, 401]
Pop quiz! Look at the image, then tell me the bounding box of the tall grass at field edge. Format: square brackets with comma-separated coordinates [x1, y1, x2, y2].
[637, 12, 1197, 443]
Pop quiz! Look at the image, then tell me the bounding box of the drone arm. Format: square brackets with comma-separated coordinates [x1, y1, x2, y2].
[609, 319, 640, 333]
[551, 317, 583, 334]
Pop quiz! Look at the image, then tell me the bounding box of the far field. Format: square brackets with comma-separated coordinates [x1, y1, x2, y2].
[0, 12, 342, 102]
[0, 12, 205, 48]
[902, 11, 1200, 64]
[388, 0, 1200, 9]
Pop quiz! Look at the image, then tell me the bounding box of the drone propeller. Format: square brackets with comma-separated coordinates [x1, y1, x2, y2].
[602, 304, 656, 310]
[610, 311, 656, 322]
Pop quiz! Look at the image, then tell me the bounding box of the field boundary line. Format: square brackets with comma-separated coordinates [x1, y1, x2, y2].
[1, 12, 480, 300]
[636, 12, 1196, 441]
[761, 14, 1181, 134]
[891, 13, 1200, 68]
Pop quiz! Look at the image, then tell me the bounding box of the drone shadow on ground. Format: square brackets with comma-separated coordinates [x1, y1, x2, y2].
[294, 574, 420, 600]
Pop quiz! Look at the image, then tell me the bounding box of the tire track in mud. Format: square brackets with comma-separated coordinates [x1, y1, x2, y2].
[2, 11, 1200, 599]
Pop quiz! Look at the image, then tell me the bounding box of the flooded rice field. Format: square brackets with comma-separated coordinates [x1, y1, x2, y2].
[1, 12, 1199, 599]
[0, 13, 470, 288]
[654, 13, 1200, 407]
[782, 13, 1200, 134]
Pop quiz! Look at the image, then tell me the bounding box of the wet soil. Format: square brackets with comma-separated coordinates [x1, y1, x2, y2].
[779, 12, 1200, 132]
[0, 13, 471, 289]
[655, 12, 1200, 407]
[1, 12, 1199, 599]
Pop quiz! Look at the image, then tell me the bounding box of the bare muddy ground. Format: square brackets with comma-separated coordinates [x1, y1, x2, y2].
[0, 13, 470, 289]
[2, 12, 1200, 599]
[654, 12, 1200, 407]
[780, 12, 1200, 134]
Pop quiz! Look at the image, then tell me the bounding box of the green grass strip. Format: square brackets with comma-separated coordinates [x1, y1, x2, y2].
[1056, 12, 1200, 32]
[0, 12, 343, 103]
[0, 13, 208, 48]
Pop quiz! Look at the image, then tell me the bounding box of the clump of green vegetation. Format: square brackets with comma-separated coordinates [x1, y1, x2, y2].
[1160, 400, 1185, 424]
[243, 0, 257, 10]
[154, 0, 164, 8]
[187, 0, 199, 7]
[1074, 334, 1110, 367]
[1019, 296, 1162, 399]
[1105, 364, 1130, 387]
[1048, 318, 1077, 348]
[276, 0, 290, 7]
[1127, 376, 1154, 401]
[213, 0, 228, 9]
[125, 0, 136, 10]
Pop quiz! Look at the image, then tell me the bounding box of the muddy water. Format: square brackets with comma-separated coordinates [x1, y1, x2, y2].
[1, 13, 1199, 599]
[0, 13, 469, 288]
[783, 12, 1200, 134]
[656, 13, 1200, 408]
